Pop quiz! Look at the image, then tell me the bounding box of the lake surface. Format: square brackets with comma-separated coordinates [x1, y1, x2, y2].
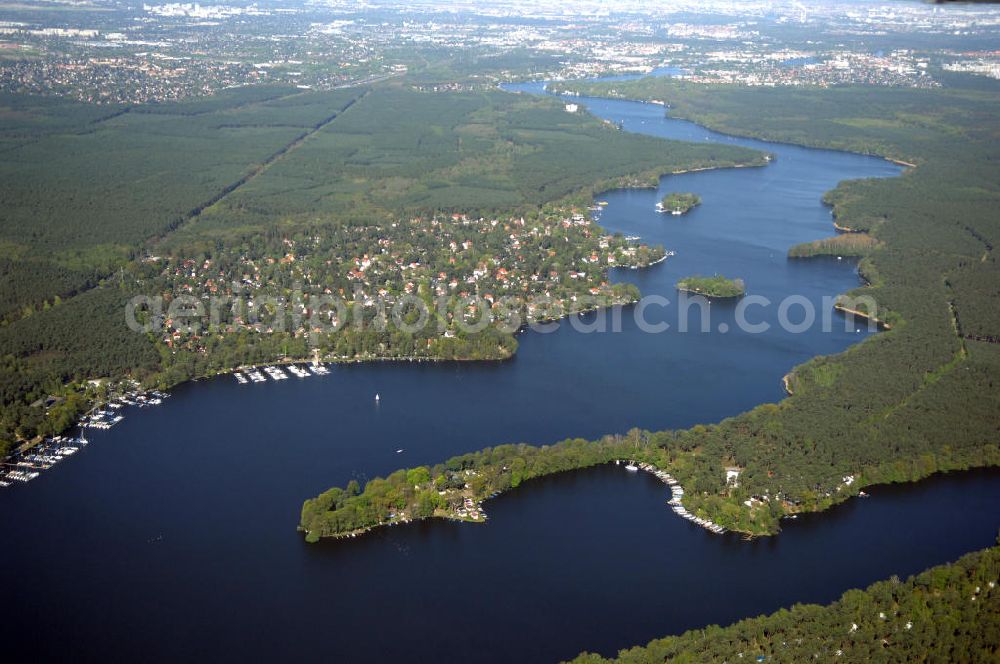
[3, 84, 996, 662]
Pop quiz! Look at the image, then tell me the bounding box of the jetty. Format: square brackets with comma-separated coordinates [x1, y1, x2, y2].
[834, 303, 893, 329]
[78, 393, 169, 428]
[233, 363, 335, 384]
[619, 460, 727, 535]
[264, 366, 289, 381]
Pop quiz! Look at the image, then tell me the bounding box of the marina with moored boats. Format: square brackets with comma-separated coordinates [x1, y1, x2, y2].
[1, 434, 88, 487]
[619, 459, 727, 535]
[233, 363, 331, 386]
[2, 387, 171, 489]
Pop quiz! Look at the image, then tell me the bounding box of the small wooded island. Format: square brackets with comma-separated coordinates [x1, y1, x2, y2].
[676, 274, 746, 298]
[657, 192, 701, 215]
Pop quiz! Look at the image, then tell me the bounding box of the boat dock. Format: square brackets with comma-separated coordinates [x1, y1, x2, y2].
[4, 386, 168, 489]
[264, 366, 289, 380]
[234, 363, 330, 384]
[619, 460, 727, 535]
[79, 390, 167, 430]
[1, 434, 88, 488]
[82, 414, 123, 430]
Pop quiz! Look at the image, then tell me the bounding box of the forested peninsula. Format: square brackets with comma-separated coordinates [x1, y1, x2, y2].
[302, 77, 1000, 541]
[0, 83, 765, 456]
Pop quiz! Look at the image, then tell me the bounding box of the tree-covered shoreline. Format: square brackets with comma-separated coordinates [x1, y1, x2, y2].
[569, 544, 1000, 663]
[788, 233, 880, 258]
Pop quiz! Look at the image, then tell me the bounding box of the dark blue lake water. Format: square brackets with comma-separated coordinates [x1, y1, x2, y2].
[2, 84, 996, 663]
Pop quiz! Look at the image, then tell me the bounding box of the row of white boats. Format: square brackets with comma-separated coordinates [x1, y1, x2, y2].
[1, 435, 88, 488]
[233, 364, 331, 384]
[621, 460, 727, 535]
[82, 414, 124, 430]
[81, 391, 169, 430]
[113, 392, 167, 408]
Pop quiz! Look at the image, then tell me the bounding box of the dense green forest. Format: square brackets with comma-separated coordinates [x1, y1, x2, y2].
[0, 85, 355, 321]
[0, 81, 762, 453]
[570, 544, 1000, 663]
[303, 78, 1000, 539]
[0, 286, 161, 449]
[676, 274, 745, 298]
[788, 233, 880, 258]
[179, 85, 762, 238]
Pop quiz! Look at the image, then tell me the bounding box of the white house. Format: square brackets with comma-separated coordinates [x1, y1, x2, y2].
[725, 466, 742, 487]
